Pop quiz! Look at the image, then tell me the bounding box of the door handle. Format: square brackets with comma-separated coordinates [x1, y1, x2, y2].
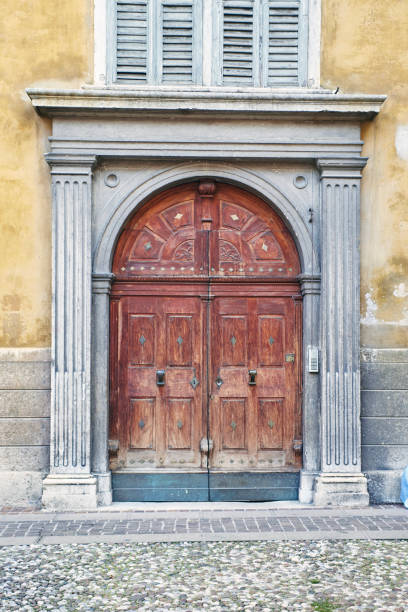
[156, 370, 165, 386]
[248, 369, 257, 385]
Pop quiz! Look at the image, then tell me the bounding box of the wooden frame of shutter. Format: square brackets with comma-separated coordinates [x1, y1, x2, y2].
[109, 0, 202, 85]
[213, 0, 260, 87]
[213, 0, 308, 87]
[262, 0, 308, 87]
[157, 0, 203, 85]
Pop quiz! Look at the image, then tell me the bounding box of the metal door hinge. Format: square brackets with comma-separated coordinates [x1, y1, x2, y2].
[108, 439, 119, 454]
[293, 439, 303, 452]
[200, 438, 214, 453]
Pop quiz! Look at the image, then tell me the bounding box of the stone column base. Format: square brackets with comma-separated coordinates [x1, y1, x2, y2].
[94, 472, 112, 506]
[298, 470, 318, 504]
[42, 474, 98, 511]
[313, 473, 369, 507]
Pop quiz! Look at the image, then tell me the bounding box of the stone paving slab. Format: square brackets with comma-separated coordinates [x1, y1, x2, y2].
[0, 504, 407, 545]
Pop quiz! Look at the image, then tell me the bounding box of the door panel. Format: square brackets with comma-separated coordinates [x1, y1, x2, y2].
[210, 295, 300, 472]
[111, 295, 205, 472]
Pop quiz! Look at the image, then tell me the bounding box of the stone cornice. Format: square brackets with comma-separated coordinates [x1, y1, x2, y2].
[27, 87, 386, 120]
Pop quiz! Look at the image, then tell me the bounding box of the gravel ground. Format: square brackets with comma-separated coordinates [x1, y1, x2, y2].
[1, 540, 407, 611]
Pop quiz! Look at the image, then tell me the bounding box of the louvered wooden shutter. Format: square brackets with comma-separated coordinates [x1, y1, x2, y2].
[265, 0, 300, 85]
[115, 0, 149, 83]
[160, 0, 196, 83]
[220, 0, 256, 85]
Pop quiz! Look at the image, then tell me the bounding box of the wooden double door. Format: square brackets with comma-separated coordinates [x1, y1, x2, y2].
[110, 182, 302, 501]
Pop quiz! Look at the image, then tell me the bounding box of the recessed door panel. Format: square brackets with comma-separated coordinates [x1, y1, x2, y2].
[128, 315, 156, 365]
[210, 293, 300, 471]
[167, 316, 193, 366]
[167, 399, 193, 450]
[220, 316, 247, 366]
[221, 399, 247, 450]
[130, 398, 155, 450]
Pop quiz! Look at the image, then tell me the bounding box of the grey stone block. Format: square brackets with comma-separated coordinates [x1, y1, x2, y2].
[0, 390, 51, 418]
[0, 471, 43, 508]
[361, 417, 408, 445]
[0, 446, 49, 471]
[362, 445, 408, 471]
[0, 362, 51, 390]
[361, 363, 408, 391]
[361, 390, 408, 417]
[365, 470, 403, 504]
[361, 348, 408, 363]
[0, 418, 50, 446]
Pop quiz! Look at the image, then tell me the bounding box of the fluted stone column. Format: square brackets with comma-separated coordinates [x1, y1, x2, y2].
[314, 159, 369, 506]
[42, 155, 98, 510]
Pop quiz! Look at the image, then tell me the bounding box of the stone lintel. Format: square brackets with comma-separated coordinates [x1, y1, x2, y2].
[42, 474, 98, 511]
[27, 88, 386, 121]
[313, 473, 369, 507]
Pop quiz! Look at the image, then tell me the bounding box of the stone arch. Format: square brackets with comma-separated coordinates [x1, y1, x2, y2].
[93, 162, 318, 277]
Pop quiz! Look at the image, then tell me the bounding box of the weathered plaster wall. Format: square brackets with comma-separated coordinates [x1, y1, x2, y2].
[0, 0, 92, 348]
[321, 0, 408, 347]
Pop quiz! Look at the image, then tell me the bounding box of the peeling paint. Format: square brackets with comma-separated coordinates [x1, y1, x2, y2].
[393, 283, 408, 299]
[361, 290, 378, 326]
[395, 126, 408, 161]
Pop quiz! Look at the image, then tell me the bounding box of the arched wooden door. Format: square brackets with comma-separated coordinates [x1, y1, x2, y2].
[110, 182, 302, 501]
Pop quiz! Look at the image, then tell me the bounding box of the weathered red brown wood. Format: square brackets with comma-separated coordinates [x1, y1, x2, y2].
[110, 182, 302, 497]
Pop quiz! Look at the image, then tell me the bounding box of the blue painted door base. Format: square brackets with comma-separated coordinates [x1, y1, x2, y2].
[112, 472, 300, 502]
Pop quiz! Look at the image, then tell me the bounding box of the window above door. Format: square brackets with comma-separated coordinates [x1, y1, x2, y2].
[96, 0, 321, 88]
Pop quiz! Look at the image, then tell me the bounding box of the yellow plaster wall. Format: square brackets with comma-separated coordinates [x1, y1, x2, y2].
[0, 1, 92, 347]
[321, 0, 408, 347]
[1, 1, 407, 349]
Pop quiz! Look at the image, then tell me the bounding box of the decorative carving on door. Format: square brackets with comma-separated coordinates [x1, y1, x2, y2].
[113, 183, 300, 279]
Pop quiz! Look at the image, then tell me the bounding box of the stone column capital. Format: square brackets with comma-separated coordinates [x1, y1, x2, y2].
[316, 157, 368, 180]
[45, 153, 97, 175]
[92, 273, 116, 294]
[297, 274, 321, 296]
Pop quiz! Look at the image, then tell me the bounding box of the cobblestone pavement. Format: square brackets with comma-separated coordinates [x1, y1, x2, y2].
[1, 539, 408, 611]
[0, 505, 408, 545]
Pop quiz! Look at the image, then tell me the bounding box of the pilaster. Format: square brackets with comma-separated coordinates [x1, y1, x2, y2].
[92, 273, 115, 506]
[42, 154, 98, 510]
[297, 274, 321, 503]
[315, 158, 369, 506]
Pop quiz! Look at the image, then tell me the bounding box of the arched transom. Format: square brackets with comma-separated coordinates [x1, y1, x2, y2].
[113, 182, 300, 279]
